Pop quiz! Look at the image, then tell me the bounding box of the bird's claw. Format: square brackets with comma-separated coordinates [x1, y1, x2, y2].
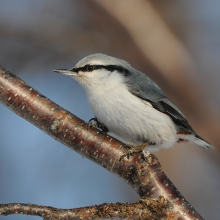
[88, 118, 109, 133]
[119, 142, 149, 162]
[119, 149, 142, 161]
[88, 118, 99, 128]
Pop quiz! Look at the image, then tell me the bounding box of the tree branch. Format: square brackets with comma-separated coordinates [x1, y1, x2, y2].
[0, 65, 204, 219]
[0, 198, 171, 220]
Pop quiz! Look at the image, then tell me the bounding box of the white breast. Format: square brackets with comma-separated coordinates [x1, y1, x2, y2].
[84, 71, 178, 152]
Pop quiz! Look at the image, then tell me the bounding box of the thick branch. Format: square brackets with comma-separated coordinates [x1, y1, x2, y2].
[0, 66, 204, 219]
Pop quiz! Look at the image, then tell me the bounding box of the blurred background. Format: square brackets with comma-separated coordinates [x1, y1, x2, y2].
[0, 1, 219, 219]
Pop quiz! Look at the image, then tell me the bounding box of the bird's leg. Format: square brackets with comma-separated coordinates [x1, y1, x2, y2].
[88, 118, 109, 133]
[120, 142, 149, 161]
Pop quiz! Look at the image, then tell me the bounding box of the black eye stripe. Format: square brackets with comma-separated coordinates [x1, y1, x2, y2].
[74, 65, 130, 76]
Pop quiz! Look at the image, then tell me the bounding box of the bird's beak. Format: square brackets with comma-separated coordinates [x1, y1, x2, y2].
[53, 68, 77, 76]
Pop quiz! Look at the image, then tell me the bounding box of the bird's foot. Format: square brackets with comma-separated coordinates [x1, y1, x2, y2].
[120, 142, 149, 161]
[88, 118, 99, 128]
[88, 118, 108, 133]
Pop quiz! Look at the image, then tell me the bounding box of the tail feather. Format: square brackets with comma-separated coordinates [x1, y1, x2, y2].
[177, 131, 215, 149]
[192, 137, 215, 149]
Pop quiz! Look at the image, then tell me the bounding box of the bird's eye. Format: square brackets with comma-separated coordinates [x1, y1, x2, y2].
[86, 65, 94, 72]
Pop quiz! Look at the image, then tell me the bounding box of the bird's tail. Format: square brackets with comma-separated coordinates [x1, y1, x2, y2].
[192, 135, 215, 150]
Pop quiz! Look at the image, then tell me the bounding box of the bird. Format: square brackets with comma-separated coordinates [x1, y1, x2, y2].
[54, 53, 214, 153]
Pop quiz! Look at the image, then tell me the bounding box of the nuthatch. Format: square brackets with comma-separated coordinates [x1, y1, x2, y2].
[54, 54, 214, 152]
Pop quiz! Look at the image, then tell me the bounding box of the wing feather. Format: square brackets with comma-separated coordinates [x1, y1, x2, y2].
[126, 68, 194, 132]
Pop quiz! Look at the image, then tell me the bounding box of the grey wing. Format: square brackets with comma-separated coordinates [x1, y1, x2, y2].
[126, 68, 193, 131]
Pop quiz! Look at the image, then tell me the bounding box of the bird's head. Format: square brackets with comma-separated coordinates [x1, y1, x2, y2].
[54, 53, 132, 90]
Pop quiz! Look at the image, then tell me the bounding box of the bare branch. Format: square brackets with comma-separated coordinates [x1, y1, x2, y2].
[0, 65, 204, 219]
[0, 198, 171, 219]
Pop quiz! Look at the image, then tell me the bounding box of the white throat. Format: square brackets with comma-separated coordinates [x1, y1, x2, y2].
[78, 69, 126, 95]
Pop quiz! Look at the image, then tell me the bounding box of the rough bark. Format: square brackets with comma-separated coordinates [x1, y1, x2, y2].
[0, 66, 204, 219]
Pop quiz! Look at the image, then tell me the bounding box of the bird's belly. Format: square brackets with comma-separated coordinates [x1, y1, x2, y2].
[88, 90, 178, 149]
